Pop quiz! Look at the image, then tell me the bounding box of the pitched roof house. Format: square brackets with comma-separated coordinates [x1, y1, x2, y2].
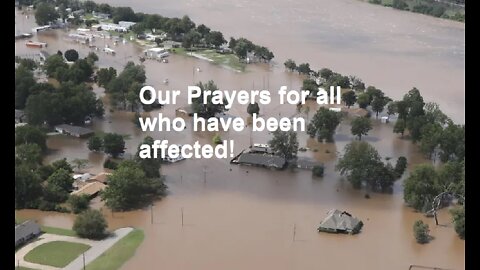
[317, 209, 363, 234]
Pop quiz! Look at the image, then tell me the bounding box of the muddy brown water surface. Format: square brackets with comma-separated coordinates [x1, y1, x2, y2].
[15, 2, 464, 269]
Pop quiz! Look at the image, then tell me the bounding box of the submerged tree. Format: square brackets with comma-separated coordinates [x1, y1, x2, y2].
[413, 220, 431, 244]
[307, 107, 341, 142]
[268, 130, 299, 160]
[350, 117, 372, 140]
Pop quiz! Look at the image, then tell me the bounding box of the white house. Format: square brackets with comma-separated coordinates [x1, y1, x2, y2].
[99, 23, 128, 32]
[118, 21, 137, 29]
[144, 48, 169, 59]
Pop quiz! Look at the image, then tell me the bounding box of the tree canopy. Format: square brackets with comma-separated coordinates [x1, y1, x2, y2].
[307, 107, 341, 142]
[268, 130, 299, 160]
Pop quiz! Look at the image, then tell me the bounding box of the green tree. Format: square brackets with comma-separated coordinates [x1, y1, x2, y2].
[35, 3, 59, 25]
[191, 80, 226, 118]
[101, 161, 166, 210]
[15, 65, 37, 109]
[419, 123, 442, 159]
[284, 59, 297, 71]
[103, 133, 125, 158]
[64, 49, 79, 62]
[438, 123, 464, 162]
[87, 135, 103, 152]
[182, 29, 202, 48]
[343, 91, 356, 108]
[335, 141, 382, 189]
[413, 220, 430, 244]
[450, 206, 465, 240]
[371, 96, 388, 118]
[73, 209, 108, 240]
[15, 125, 47, 152]
[351, 117, 372, 140]
[86, 52, 99, 66]
[312, 165, 324, 177]
[52, 158, 74, 174]
[112, 6, 136, 23]
[403, 164, 440, 211]
[349, 76, 365, 91]
[394, 156, 407, 178]
[15, 164, 43, 209]
[386, 102, 397, 117]
[319, 68, 333, 80]
[307, 107, 341, 142]
[205, 31, 226, 48]
[44, 54, 68, 78]
[357, 93, 370, 109]
[247, 102, 260, 116]
[16, 143, 42, 168]
[96, 67, 117, 87]
[135, 136, 162, 178]
[68, 194, 91, 214]
[297, 63, 311, 75]
[47, 168, 73, 192]
[268, 130, 299, 160]
[393, 119, 406, 137]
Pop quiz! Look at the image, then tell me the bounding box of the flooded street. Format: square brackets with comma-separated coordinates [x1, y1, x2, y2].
[15, 0, 464, 269]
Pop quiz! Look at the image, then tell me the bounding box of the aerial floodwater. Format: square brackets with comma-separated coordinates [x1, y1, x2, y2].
[15, 0, 465, 269]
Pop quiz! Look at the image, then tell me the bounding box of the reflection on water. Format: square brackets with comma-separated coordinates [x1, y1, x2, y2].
[15, 3, 464, 270]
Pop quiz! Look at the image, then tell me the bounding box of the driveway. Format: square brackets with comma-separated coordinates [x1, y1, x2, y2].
[15, 227, 134, 270]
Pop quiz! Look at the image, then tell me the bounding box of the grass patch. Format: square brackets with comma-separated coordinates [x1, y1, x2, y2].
[15, 218, 76, 237]
[86, 229, 144, 270]
[41, 225, 77, 237]
[24, 241, 90, 268]
[15, 267, 38, 270]
[170, 48, 245, 72]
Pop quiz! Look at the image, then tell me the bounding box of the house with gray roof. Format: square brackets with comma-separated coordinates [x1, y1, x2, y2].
[15, 220, 41, 247]
[236, 153, 286, 169]
[54, 124, 94, 138]
[317, 209, 363, 234]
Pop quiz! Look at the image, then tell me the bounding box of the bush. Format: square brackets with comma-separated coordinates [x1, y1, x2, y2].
[103, 158, 119, 170]
[212, 134, 222, 145]
[413, 220, 430, 244]
[68, 194, 91, 214]
[312, 165, 325, 177]
[73, 209, 108, 240]
[64, 49, 79, 62]
[451, 207, 465, 240]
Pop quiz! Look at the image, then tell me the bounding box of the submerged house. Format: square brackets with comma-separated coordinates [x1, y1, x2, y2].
[15, 220, 41, 247]
[54, 124, 94, 138]
[144, 48, 169, 59]
[317, 209, 363, 234]
[235, 152, 286, 169]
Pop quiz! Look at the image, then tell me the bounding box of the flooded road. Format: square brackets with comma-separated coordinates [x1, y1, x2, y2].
[15, 2, 464, 269]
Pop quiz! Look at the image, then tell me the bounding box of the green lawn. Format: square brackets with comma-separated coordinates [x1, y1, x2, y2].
[171, 47, 245, 72]
[41, 225, 77, 237]
[24, 241, 91, 268]
[86, 229, 145, 270]
[15, 267, 38, 270]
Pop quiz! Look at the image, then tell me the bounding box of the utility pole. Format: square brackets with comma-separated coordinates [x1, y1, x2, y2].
[181, 207, 184, 227]
[293, 223, 296, 242]
[150, 203, 154, 224]
[83, 252, 86, 270]
[203, 166, 207, 184]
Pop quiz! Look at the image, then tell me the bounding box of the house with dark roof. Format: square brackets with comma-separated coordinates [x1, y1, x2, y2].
[317, 209, 363, 234]
[15, 110, 25, 124]
[15, 220, 41, 247]
[235, 152, 286, 169]
[54, 124, 94, 138]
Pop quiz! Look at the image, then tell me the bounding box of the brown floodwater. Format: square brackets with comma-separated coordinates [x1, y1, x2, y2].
[15, 3, 464, 270]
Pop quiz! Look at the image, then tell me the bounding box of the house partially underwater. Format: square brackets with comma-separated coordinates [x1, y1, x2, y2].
[317, 209, 363, 234]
